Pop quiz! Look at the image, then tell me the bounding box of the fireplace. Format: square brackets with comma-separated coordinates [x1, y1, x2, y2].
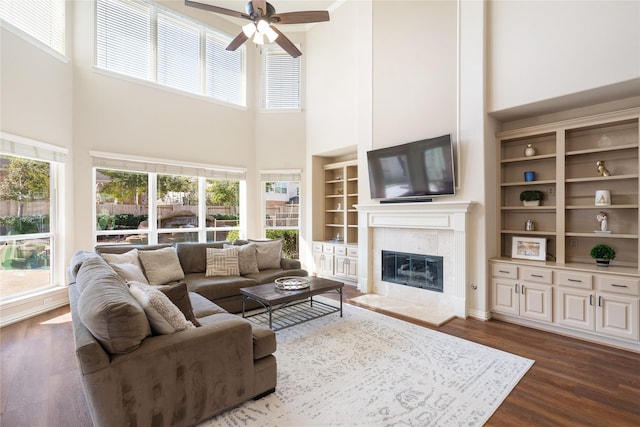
[382, 251, 443, 292]
[355, 201, 474, 318]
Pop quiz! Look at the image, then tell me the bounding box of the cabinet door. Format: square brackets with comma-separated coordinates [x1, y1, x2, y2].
[346, 257, 358, 281]
[520, 282, 553, 323]
[320, 253, 334, 276]
[596, 293, 639, 341]
[558, 287, 595, 332]
[491, 278, 519, 315]
[334, 255, 347, 278]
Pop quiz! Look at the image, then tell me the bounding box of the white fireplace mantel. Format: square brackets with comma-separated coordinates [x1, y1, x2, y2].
[355, 201, 475, 318]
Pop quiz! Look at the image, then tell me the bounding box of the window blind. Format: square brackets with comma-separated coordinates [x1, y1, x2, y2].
[157, 13, 200, 94]
[260, 170, 302, 182]
[206, 33, 244, 105]
[0, 0, 65, 55]
[263, 46, 301, 109]
[96, 0, 151, 81]
[91, 151, 246, 181]
[0, 133, 67, 164]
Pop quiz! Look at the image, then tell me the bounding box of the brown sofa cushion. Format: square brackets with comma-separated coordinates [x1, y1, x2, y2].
[176, 241, 228, 274]
[160, 282, 201, 326]
[76, 257, 151, 354]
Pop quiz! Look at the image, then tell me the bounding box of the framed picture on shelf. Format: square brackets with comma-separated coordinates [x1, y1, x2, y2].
[511, 236, 546, 261]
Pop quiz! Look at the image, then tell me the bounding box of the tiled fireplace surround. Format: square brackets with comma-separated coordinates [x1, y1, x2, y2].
[356, 201, 474, 319]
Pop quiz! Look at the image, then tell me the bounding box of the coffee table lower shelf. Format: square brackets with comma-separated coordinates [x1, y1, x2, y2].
[243, 298, 340, 331]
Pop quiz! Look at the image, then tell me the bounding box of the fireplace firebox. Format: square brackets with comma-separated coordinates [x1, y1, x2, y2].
[382, 250, 443, 293]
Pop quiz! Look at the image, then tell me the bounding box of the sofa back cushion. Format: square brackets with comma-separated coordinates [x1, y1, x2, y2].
[95, 244, 171, 255]
[137, 247, 185, 285]
[249, 239, 283, 270]
[76, 257, 151, 354]
[175, 242, 228, 274]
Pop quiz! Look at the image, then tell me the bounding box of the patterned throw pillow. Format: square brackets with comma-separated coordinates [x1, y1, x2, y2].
[224, 243, 259, 275]
[137, 247, 185, 285]
[129, 281, 194, 335]
[205, 246, 240, 277]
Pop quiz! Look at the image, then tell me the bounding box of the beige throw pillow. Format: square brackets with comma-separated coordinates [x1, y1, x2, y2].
[129, 281, 194, 335]
[101, 248, 149, 284]
[249, 239, 283, 270]
[205, 246, 240, 277]
[224, 243, 259, 275]
[137, 247, 185, 285]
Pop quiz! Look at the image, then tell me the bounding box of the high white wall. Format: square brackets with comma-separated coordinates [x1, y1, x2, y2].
[488, 0, 640, 114]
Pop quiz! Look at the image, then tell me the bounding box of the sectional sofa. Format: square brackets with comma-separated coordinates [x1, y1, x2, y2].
[68, 239, 307, 426]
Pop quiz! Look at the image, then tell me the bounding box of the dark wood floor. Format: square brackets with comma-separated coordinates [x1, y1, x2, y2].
[1, 285, 638, 427]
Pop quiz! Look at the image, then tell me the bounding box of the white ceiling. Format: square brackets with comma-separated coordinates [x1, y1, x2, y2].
[188, 0, 339, 31]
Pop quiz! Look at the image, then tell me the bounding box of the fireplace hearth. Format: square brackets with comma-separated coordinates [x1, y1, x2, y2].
[382, 250, 444, 293]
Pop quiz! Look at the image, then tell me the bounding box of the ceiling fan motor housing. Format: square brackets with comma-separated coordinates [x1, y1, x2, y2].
[246, 1, 275, 20]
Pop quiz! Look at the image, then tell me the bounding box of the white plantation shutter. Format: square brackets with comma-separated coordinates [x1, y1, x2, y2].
[263, 47, 300, 109]
[206, 34, 244, 105]
[157, 13, 200, 94]
[0, 0, 65, 55]
[96, 0, 151, 80]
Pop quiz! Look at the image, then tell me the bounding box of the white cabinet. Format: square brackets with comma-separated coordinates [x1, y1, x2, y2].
[313, 241, 358, 283]
[491, 263, 553, 323]
[334, 246, 358, 282]
[492, 259, 640, 350]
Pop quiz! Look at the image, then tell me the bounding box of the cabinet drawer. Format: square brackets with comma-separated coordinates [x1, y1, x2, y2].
[521, 267, 552, 284]
[557, 271, 593, 290]
[347, 247, 359, 257]
[598, 276, 640, 296]
[335, 246, 347, 256]
[323, 245, 335, 254]
[491, 263, 517, 279]
[312, 242, 323, 253]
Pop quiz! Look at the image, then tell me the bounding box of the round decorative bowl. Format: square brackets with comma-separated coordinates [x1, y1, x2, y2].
[275, 276, 311, 290]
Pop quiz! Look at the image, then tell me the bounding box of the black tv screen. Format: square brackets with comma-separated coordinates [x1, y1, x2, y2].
[367, 134, 456, 201]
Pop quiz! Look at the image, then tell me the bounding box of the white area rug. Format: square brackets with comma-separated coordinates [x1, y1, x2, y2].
[202, 300, 533, 427]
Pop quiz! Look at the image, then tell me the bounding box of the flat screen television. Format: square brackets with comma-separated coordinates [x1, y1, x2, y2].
[367, 134, 456, 201]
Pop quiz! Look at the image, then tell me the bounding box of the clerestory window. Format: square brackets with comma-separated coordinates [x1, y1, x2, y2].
[95, 0, 245, 106]
[0, 0, 66, 57]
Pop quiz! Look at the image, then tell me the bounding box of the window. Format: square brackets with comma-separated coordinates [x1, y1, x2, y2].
[0, 135, 66, 301]
[95, 0, 245, 106]
[261, 170, 301, 259]
[93, 153, 245, 245]
[263, 46, 301, 110]
[0, 0, 66, 55]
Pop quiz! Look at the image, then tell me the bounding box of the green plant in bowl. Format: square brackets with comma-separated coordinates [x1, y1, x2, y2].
[520, 190, 544, 206]
[590, 244, 616, 266]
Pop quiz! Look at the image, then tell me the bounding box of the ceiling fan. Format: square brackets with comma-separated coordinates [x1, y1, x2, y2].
[185, 0, 330, 58]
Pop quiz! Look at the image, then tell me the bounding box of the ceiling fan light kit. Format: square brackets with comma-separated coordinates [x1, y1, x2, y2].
[184, 0, 330, 57]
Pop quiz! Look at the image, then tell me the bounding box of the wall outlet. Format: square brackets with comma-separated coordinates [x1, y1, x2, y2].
[568, 239, 578, 249]
[547, 186, 555, 196]
[43, 297, 53, 305]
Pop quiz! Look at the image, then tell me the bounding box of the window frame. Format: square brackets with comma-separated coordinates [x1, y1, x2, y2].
[93, 153, 247, 246]
[260, 170, 301, 259]
[94, 0, 246, 107]
[0, 133, 67, 314]
[262, 44, 302, 111]
[0, 0, 67, 61]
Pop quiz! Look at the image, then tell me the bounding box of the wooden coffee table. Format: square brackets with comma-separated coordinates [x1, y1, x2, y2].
[240, 277, 344, 330]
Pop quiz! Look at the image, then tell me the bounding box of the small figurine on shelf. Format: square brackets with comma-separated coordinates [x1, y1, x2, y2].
[596, 211, 608, 232]
[596, 160, 611, 177]
[524, 144, 536, 157]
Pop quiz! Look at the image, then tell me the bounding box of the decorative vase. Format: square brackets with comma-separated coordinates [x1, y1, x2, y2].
[523, 200, 540, 207]
[524, 144, 536, 157]
[595, 258, 610, 267]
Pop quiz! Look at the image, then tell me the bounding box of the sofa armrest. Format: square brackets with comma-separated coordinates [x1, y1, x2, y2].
[280, 258, 301, 270]
[83, 314, 257, 427]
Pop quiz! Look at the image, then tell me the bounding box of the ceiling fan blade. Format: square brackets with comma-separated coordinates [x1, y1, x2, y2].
[270, 27, 302, 58]
[184, 0, 250, 20]
[271, 11, 330, 25]
[251, 0, 268, 17]
[226, 31, 249, 51]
